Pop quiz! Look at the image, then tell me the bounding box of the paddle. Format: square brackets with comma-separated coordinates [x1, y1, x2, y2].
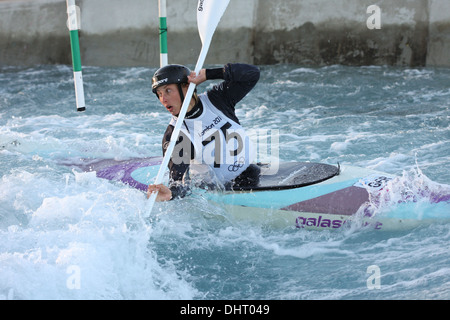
[147, 0, 231, 214]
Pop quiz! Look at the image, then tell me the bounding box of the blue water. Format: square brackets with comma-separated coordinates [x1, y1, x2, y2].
[1, 64, 449, 300]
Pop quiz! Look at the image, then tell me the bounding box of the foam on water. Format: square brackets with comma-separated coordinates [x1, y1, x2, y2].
[1, 64, 449, 300]
[366, 165, 450, 220]
[0, 168, 198, 299]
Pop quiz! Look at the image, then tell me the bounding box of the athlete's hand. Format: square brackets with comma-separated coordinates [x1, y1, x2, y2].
[147, 184, 172, 202]
[188, 69, 207, 85]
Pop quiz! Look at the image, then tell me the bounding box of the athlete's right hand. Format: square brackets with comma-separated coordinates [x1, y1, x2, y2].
[147, 184, 172, 202]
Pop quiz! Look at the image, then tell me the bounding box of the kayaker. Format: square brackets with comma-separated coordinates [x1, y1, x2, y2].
[147, 63, 261, 201]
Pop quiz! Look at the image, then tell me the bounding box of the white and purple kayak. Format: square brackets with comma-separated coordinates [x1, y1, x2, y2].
[69, 157, 450, 231]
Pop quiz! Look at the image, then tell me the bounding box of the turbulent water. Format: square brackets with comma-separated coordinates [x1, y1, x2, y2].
[1, 64, 449, 300]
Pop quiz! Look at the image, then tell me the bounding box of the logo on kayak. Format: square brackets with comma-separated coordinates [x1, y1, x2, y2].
[296, 216, 344, 229]
[295, 215, 383, 230]
[354, 174, 393, 190]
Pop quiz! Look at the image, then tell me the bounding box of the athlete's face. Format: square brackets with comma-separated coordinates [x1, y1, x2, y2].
[156, 84, 185, 116]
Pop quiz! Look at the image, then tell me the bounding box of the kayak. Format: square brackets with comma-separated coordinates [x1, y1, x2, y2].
[67, 157, 450, 231]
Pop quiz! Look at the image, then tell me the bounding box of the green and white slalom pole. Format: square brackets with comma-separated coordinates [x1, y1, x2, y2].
[66, 0, 86, 112]
[158, 0, 168, 67]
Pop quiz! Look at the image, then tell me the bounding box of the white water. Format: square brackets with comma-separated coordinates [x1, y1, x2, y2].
[1, 64, 449, 300]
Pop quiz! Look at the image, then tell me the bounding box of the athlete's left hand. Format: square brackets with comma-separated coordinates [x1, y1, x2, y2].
[188, 69, 207, 85]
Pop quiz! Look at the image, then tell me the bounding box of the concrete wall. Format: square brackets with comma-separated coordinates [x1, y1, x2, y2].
[1, 0, 449, 67]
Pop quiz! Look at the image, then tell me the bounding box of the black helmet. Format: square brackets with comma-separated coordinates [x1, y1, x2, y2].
[152, 64, 191, 94]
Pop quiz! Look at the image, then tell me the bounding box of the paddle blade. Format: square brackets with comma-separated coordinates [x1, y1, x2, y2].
[197, 0, 230, 45]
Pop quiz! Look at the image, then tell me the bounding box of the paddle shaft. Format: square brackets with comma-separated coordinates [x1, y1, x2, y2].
[147, 0, 229, 214]
[147, 37, 211, 210]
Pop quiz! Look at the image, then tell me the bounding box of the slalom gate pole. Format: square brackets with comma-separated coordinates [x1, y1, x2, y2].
[66, 0, 86, 112]
[159, 0, 168, 67]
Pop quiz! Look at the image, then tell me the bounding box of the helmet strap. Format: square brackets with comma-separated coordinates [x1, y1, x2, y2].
[177, 84, 185, 104]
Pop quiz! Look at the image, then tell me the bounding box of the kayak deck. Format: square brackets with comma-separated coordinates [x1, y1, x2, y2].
[232, 162, 340, 191]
